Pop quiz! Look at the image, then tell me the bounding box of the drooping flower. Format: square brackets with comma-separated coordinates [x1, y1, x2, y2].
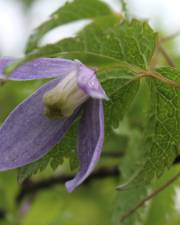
[0, 57, 108, 192]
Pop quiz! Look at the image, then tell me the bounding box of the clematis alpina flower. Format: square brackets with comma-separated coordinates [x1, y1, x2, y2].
[0, 57, 108, 192]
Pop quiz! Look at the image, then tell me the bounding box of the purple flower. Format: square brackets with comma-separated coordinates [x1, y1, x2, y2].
[0, 57, 108, 192]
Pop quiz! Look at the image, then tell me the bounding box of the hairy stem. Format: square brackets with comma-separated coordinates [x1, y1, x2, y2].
[139, 71, 180, 89]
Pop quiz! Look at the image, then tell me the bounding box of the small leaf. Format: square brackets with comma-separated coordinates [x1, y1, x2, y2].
[25, 19, 156, 69]
[26, 0, 115, 53]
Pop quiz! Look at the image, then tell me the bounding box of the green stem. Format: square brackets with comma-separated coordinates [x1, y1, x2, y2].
[158, 44, 176, 67]
[161, 30, 180, 43]
[120, 172, 180, 222]
[139, 71, 180, 89]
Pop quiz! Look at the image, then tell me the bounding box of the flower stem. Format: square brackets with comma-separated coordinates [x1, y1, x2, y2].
[139, 71, 180, 89]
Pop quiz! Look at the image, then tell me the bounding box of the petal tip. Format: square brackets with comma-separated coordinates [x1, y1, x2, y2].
[89, 90, 109, 101]
[65, 181, 76, 192]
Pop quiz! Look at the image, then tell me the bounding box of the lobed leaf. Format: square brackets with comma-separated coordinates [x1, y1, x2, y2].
[23, 19, 157, 70]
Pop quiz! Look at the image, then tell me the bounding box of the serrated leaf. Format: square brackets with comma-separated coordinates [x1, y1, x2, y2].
[23, 19, 156, 70]
[112, 70, 180, 225]
[98, 66, 140, 137]
[26, 0, 115, 53]
[118, 67, 180, 189]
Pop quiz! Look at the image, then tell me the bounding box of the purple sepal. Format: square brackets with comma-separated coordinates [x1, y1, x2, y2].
[0, 79, 79, 171]
[0, 57, 108, 101]
[65, 99, 104, 192]
[77, 63, 108, 100]
[0, 57, 106, 192]
[0, 57, 76, 80]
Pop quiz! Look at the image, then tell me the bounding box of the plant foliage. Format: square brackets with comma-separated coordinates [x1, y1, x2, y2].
[1, 0, 180, 224]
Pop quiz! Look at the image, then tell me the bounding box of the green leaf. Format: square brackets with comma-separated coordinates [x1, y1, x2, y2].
[98, 66, 140, 136]
[112, 119, 148, 225]
[118, 67, 180, 189]
[26, 0, 115, 53]
[111, 81, 152, 225]
[23, 19, 157, 70]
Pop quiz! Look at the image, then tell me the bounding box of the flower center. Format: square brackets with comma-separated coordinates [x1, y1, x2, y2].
[43, 69, 88, 119]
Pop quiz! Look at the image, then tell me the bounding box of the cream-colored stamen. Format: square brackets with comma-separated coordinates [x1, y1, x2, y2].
[43, 69, 88, 118]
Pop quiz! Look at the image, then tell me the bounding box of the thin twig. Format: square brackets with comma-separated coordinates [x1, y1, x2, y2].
[16, 156, 180, 204]
[174, 155, 180, 164]
[16, 166, 120, 204]
[0, 208, 6, 219]
[120, 172, 180, 222]
[158, 44, 176, 67]
[161, 30, 180, 43]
